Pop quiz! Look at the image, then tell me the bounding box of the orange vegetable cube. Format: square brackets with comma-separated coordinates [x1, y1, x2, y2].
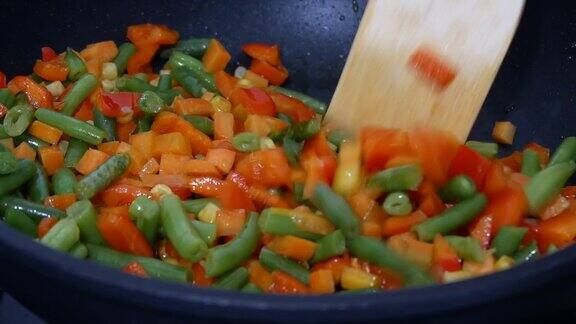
[75, 149, 110, 175]
[13, 142, 36, 160]
[172, 117, 212, 155]
[185, 159, 221, 177]
[173, 97, 214, 116]
[492, 121, 516, 145]
[215, 209, 246, 237]
[44, 193, 77, 211]
[38, 146, 64, 176]
[267, 235, 317, 261]
[205, 148, 236, 174]
[159, 153, 190, 175]
[213, 112, 234, 140]
[310, 269, 336, 294]
[138, 158, 160, 178]
[202, 39, 231, 73]
[388, 233, 433, 269]
[126, 146, 147, 176]
[152, 132, 191, 158]
[80, 41, 118, 62]
[248, 260, 273, 291]
[243, 70, 269, 89]
[117, 120, 137, 143]
[244, 114, 271, 137]
[129, 131, 156, 159]
[97, 141, 121, 156]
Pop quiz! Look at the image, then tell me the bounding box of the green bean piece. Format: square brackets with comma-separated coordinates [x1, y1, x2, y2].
[113, 43, 137, 75]
[66, 200, 104, 244]
[92, 107, 117, 141]
[524, 161, 576, 215]
[157, 74, 172, 91]
[310, 230, 346, 264]
[204, 213, 261, 277]
[14, 93, 29, 106]
[52, 168, 78, 195]
[4, 209, 37, 237]
[312, 183, 360, 239]
[61, 74, 98, 115]
[13, 133, 49, 150]
[138, 91, 165, 114]
[277, 113, 293, 125]
[69, 242, 88, 259]
[444, 236, 485, 263]
[27, 162, 50, 203]
[414, 194, 487, 242]
[136, 114, 154, 133]
[289, 119, 321, 142]
[368, 164, 423, 192]
[439, 175, 477, 203]
[160, 38, 211, 59]
[0, 196, 65, 219]
[190, 220, 217, 246]
[160, 194, 208, 262]
[347, 236, 434, 287]
[76, 153, 129, 199]
[521, 149, 541, 177]
[233, 132, 261, 152]
[0, 145, 17, 174]
[182, 198, 219, 215]
[241, 282, 262, 293]
[0, 125, 9, 139]
[183, 115, 214, 136]
[465, 141, 499, 159]
[86, 244, 189, 283]
[383, 192, 413, 216]
[172, 67, 204, 97]
[271, 86, 327, 115]
[548, 137, 576, 166]
[116, 76, 179, 105]
[491, 226, 528, 258]
[0, 159, 36, 197]
[213, 267, 250, 291]
[28, 73, 43, 83]
[293, 181, 305, 204]
[64, 138, 89, 167]
[129, 196, 160, 245]
[283, 136, 303, 165]
[65, 48, 87, 81]
[40, 218, 80, 252]
[514, 241, 539, 264]
[327, 129, 349, 150]
[3, 104, 34, 137]
[259, 248, 310, 285]
[35, 108, 106, 145]
[0, 89, 16, 109]
[338, 288, 380, 294]
[258, 208, 322, 241]
[133, 73, 148, 82]
[168, 52, 217, 93]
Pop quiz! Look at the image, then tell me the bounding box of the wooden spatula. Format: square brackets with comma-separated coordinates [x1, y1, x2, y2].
[325, 0, 524, 142]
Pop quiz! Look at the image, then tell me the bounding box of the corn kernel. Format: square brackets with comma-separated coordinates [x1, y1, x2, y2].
[260, 137, 276, 150]
[201, 91, 216, 101]
[151, 184, 173, 200]
[102, 62, 118, 80]
[101, 79, 116, 92]
[149, 78, 159, 87]
[341, 266, 378, 290]
[237, 78, 253, 89]
[495, 256, 515, 271]
[46, 81, 65, 97]
[159, 69, 171, 75]
[443, 270, 473, 283]
[332, 141, 362, 196]
[492, 121, 516, 145]
[211, 96, 232, 113]
[198, 202, 220, 224]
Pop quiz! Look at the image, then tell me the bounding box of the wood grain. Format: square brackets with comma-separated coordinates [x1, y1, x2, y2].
[325, 0, 524, 142]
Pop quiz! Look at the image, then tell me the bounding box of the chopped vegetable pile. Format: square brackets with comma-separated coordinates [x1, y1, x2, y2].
[1, 24, 575, 294]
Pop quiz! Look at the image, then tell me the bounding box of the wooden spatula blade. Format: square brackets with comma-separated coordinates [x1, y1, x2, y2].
[326, 0, 524, 142]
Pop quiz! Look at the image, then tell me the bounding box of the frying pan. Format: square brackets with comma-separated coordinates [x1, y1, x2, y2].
[0, 0, 576, 322]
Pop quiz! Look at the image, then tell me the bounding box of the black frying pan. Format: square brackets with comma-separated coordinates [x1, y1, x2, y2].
[1, 0, 576, 322]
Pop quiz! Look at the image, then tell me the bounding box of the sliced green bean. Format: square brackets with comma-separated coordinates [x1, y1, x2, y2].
[40, 218, 80, 252]
[241, 282, 262, 293]
[129, 196, 160, 245]
[414, 194, 487, 241]
[92, 107, 117, 141]
[283, 136, 303, 165]
[66, 200, 104, 244]
[116, 76, 178, 105]
[182, 198, 219, 215]
[183, 115, 213, 136]
[524, 161, 576, 215]
[190, 220, 217, 246]
[368, 164, 423, 192]
[491, 226, 528, 258]
[465, 141, 498, 159]
[444, 236, 485, 263]
[0, 89, 16, 109]
[0, 159, 36, 197]
[0, 196, 65, 219]
[27, 162, 50, 203]
[172, 67, 204, 97]
[3, 104, 34, 137]
[347, 236, 434, 287]
[521, 149, 541, 177]
[271, 86, 327, 115]
[61, 74, 98, 115]
[310, 229, 346, 264]
[259, 248, 310, 285]
[14, 92, 29, 106]
[138, 91, 165, 114]
[52, 168, 78, 195]
[159, 194, 207, 262]
[312, 183, 360, 239]
[136, 114, 154, 133]
[13, 133, 49, 150]
[382, 192, 413, 216]
[233, 132, 261, 152]
[327, 129, 349, 150]
[76, 153, 130, 199]
[293, 181, 305, 204]
[65, 48, 87, 81]
[35, 108, 106, 145]
[338, 288, 380, 294]
[69, 242, 88, 259]
[204, 212, 261, 277]
[514, 241, 539, 264]
[439, 175, 477, 203]
[258, 208, 322, 241]
[160, 38, 211, 59]
[277, 113, 294, 125]
[548, 137, 576, 166]
[113, 42, 137, 75]
[64, 138, 89, 167]
[168, 52, 217, 93]
[289, 119, 320, 142]
[4, 209, 37, 237]
[213, 267, 249, 291]
[157, 74, 172, 91]
[0, 145, 17, 174]
[0, 125, 9, 139]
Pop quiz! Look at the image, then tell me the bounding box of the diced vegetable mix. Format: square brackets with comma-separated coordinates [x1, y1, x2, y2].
[0, 24, 575, 295]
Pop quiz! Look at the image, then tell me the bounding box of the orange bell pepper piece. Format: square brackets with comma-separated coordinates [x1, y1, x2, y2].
[242, 43, 281, 66]
[33, 59, 69, 81]
[38, 146, 64, 176]
[7, 76, 53, 108]
[249, 59, 288, 86]
[202, 39, 231, 73]
[361, 127, 411, 173]
[127, 24, 180, 46]
[189, 177, 225, 197]
[482, 161, 509, 196]
[191, 262, 214, 287]
[101, 184, 150, 207]
[537, 211, 576, 250]
[215, 208, 247, 237]
[524, 142, 550, 166]
[127, 44, 159, 75]
[205, 148, 236, 175]
[44, 193, 77, 211]
[481, 187, 527, 235]
[233, 88, 277, 116]
[469, 214, 493, 248]
[151, 132, 191, 158]
[269, 92, 315, 122]
[388, 233, 433, 269]
[432, 234, 461, 276]
[97, 206, 153, 257]
[217, 180, 255, 211]
[41, 47, 58, 62]
[159, 153, 190, 175]
[28, 120, 63, 145]
[382, 210, 427, 237]
[236, 148, 293, 188]
[172, 118, 213, 155]
[80, 40, 118, 63]
[117, 120, 137, 143]
[267, 235, 318, 261]
[409, 128, 459, 186]
[37, 217, 58, 239]
[184, 159, 221, 178]
[75, 149, 110, 175]
[268, 271, 310, 294]
[214, 70, 239, 99]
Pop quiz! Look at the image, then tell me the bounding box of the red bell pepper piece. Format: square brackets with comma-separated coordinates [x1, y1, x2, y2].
[234, 87, 277, 116]
[189, 177, 225, 197]
[7, 76, 53, 108]
[537, 211, 576, 251]
[408, 47, 457, 90]
[361, 127, 412, 173]
[242, 43, 281, 66]
[101, 184, 151, 207]
[269, 92, 315, 122]
[122, 261, 149, 277]
[448, 145, 491, 188]
[0, 71, 6, 88]
[97, 206, 153, 257]
[41, 47, 58, 62]
[480, 187, 527, 235]
[469, 214, 493, 248]
[217, 180, 256, 212]
[101, 92, 137, 118]
[432, 234, 461, 274]
[249, 59, 289, 86]
[235, 148, 293, 188]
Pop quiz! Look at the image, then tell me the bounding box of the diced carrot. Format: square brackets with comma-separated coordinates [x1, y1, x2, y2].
[382, 210, 427, 237]
[242, 43, 281, 66]
[173, 97, 214, 116]
[13, 142, 36, 160]
[217, 180, 256, 211]
[129, 131, 156, 159]
[97, 206, 153, 257]
[311, 254, 352, 283]
[127, 44, 160, 75]
[432, 234, 461, 276]
[244, 70, 269, 88]
[202, 39, 231, 73]
[249, 59, 289, 86]
[215, 209, 247, 236]
[75, 149, 110, 175]
[37, 217, 58, 238]
[191, 263, 214, 287]
[38, 146, 64, 176]
[310, 269, 335, 294]
[409, 128, 460, 186]
[348, 191, 385, 223]
[469, 214, 493, 248]
[408, 47, 457, 90]
[127, 24, 179, 46]
[214, 70, 239, 99]
[159, 153, 190, 175]
[97, 141, 121, 156]
[141, 174, 190, 188]
[44, 193, 77, 211]
[80, 40, 118, 63]
[267, 235, 317, 261]
[236, 148, 293, 188]
[362, 221, 382, 238]
[418, 194, 445, 217]
[101, 184, 150, 207]
[85, 58, 103, 78]
[74, 99, 94, 121]
[205, 148, 236, 174]
[151, 111, 178, 133]
[152, 132, 191, 158]
[268, 271, 309, 294]
[184, 159, 221, 177]
[122, 261, 149, 277]
[244, 114, 271, 136]
[138, 158, 160, 178]
[189, 176, 224, 197]
[211, 139, 235, 151]
[248, 260, 273, 291]
[387, 233, 433, 269]
[213, 111, 235, 140]
[117, 120, 137, 142]
[171, 117, 213, 155]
